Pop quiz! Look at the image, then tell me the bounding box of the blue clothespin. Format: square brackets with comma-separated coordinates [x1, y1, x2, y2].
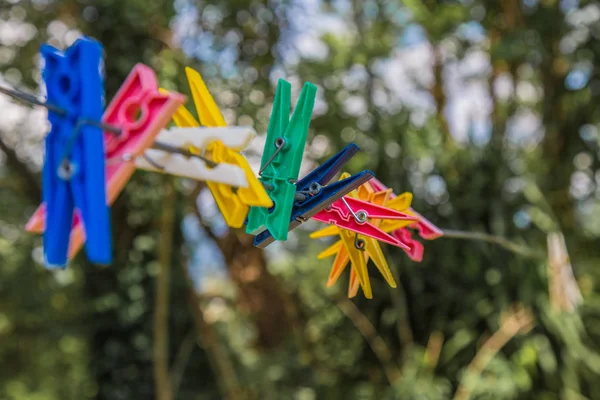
[253, 143, 374, 248]
[41, 37, 111, 268]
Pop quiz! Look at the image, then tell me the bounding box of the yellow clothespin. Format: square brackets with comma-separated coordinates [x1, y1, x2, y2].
[310, 173, 414, 299]
[166, 67, 272, 227]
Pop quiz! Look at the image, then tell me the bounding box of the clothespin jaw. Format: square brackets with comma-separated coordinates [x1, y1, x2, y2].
[368, 177, 442, 262]
[392, 228, 424, 261]
[185, 67, 227, 127]
[406, 209, 444, 240]
[253, 170, 374, 248]
[40, 36, 111, 268]
[369, 177, 443, 239]
[297, 143, 360, 187]
[251, 144, 373, 248]
[26, 63, 186, 261]
[246, 79, 317, 240]
[162, 67, 272, 228]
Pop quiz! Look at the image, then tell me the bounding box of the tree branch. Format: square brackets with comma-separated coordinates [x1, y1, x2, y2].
[154, 178, 175, 400]
[169, 330, 197, 399]
[453, 308, 534, 400]
[187, 289, 242, 400]
[335, 295, 401, 385]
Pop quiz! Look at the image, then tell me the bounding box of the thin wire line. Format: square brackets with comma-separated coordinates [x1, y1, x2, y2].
[442, 229, 545, 259]
[0, 85, 65, 115]
[0, 83, 219, 168]
[142, 153, 167, 170]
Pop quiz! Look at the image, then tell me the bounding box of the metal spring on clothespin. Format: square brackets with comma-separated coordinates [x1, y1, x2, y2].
[258, 138, 320, 203]
[341, 196, 368, 250]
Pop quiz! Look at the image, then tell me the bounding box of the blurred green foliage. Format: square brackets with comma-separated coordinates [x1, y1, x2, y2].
[1, 0, 600, 399]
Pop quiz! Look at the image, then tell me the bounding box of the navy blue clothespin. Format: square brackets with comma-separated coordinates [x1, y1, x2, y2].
[41, 37, 111, 268]
[253, 143, 374, 248]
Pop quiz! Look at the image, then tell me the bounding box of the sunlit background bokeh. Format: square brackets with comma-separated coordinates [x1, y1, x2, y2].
[1, 0, 600, 399]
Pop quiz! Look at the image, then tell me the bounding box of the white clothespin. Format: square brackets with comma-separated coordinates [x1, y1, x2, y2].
[134, 126, 256, 187]
[156, 126, 255, 151]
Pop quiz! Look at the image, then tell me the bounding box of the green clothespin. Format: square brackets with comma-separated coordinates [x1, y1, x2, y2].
[245, 79, 317, 240]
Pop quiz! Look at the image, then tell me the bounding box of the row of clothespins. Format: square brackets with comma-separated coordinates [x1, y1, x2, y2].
[3, 36, 443, 299]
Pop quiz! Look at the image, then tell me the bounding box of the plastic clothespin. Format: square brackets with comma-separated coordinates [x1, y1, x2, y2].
[252, 143, 374, 248]
[162, 67, 272, 228]
[311, 195, 418, 248]
[26, 63, 186, 261]
[310, 174, 416, 298]
[245, 79, 317, 241]
[319, 177, 438, 263]
[33, 37, 110, 268]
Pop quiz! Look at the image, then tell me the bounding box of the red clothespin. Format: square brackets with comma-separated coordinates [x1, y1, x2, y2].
[311, 196, 419, 249]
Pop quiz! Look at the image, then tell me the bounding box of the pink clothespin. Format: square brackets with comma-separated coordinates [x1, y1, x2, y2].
[311, 196, 419, 249]
[26, 64, 185, 260]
